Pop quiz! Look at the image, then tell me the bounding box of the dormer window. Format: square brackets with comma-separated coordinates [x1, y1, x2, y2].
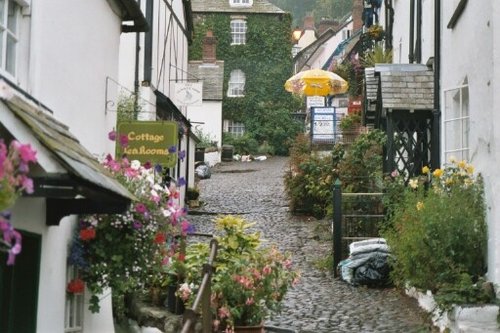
[229, 0, 253, 8]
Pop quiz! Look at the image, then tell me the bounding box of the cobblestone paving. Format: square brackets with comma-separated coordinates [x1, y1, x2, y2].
[188, 157, 435, 333]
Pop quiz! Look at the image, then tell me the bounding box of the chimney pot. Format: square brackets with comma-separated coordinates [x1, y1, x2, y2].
[202, 30, 217, 63]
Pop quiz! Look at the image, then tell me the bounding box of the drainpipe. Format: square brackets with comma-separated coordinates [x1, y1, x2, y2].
[384, 0, 394, 50]
[409, 0, 415, 63]
[133, 0, 142, 119]
[431, 0, 441, 168]
[415, 0, 422, 63]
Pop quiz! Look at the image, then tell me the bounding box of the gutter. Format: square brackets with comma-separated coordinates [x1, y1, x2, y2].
[107, 0, 149, 33]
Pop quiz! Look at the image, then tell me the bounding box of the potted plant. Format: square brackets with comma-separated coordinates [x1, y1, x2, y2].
[186, 186, 200, 208]
[339, 112, 362, 143]
[181, 216, 300, 332]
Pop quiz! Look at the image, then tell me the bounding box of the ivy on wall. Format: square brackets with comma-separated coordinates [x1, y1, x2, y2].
[189, 13, 303, 154]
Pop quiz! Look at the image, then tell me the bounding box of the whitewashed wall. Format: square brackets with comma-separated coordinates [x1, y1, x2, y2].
[306, 21, 353, 70]
[10, 1, 123, 332]
[187, 101, 223, 148]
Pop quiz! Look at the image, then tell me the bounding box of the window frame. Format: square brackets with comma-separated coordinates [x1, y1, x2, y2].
[443, 82, 470, 163]
[64, 265, 84, 333]
[229, 0, 252, 8]
[230, 19, 247, 45]
[225, 120, 245, 136]
[0, 0, 21, 78]
[227, 69, 245, 97]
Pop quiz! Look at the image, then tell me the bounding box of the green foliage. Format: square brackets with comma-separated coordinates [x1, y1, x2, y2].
[222, 133, 259, 155]
[339, 112, 362, 131]
[382, 161, 487, 306]
[181, 216, 299, 331]
[338, 129, 386, 192]
[194, 128, 217, 149]
[190, 13, 302, 155]
[116, 93, 142, 122]
[334, 57, 364, 97]
[268, 0, 352, 26]
[361, 44, 393, 68]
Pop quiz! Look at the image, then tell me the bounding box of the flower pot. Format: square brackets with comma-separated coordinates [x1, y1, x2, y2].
[233, 323, 264, 333]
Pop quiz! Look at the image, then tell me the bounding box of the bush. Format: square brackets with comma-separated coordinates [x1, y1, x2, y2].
[222, 133, 259, 155]
[382, 160, 487, 305]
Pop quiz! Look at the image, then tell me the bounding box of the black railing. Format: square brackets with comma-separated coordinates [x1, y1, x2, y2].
[181, 238, 218, 333]
[332, 179, 385, 276]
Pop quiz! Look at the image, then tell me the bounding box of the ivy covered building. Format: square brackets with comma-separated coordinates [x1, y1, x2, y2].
[190, 0, 301, 155]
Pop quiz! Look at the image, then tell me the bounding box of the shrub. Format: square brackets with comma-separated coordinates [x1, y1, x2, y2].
[382, 160, 487, 305]
[222, 133, 259, 155]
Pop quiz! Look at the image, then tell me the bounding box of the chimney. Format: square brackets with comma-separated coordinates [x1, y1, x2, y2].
[202, 30, 216, 64]
[303, 15, 315, 31]
[318, 18, 339, 35]
[352, 0, 364, 33]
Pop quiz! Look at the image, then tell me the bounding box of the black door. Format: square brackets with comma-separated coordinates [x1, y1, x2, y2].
[0, 230, 41, 333]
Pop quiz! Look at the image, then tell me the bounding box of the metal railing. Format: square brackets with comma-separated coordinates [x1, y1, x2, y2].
[181, 238, 218, 333]
[332, 179, 385, 276]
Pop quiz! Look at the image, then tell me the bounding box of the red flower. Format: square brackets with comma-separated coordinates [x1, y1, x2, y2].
[154, 232, 166, 244]
[79, 228, 96, 241]
[67, 278, 85, 294]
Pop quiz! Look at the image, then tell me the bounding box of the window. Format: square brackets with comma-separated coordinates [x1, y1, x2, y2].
[230, 19, 247, 45]
[229, 0, 252, 7]
[65, 265, 84, 333]
[342, 29, 351, 40]
[443, 80, 469, 163]
[225, 120, 245, 136]
[227, 69, 245, 97]
[0, 0, 20, 77]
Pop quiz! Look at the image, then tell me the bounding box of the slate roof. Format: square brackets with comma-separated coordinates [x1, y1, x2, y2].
[375, 64, 434, 110]
[188, 61, 225, 101]
[0, 79, 135, 201]
[191, 0, 285, 14]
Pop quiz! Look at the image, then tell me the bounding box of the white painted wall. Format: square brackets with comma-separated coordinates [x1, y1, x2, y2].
[298, 29, 317, 50]
[31, 0, 121, 156]
[187, 101, 223, 148]
[3, 1, 125, 332]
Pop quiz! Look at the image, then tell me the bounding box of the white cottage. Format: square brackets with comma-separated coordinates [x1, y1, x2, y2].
[390, 0, 500, 287]
[118, 0, 198, 191]
[0, 1, 146, 332]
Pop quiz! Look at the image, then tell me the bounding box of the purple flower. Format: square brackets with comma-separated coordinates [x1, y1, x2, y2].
[154, 164, 163, 173]
[119, 134, 129, 147]
[177, 177, 186, 187]
[181, 221, 195, 234]
[168, 146, 177, 153]
[0, 216, 22, 266]
[144, 161, 152, 170]
[16, 142, 37, 163]
[108, 130, 117, 141]
[132, 220, 142, 230]
[178, 150, 186, 162]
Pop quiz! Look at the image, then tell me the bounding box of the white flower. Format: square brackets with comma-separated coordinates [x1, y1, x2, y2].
[161, 209, 172, 217]
[409, 179, 418, 189]
[130, 160, 141, 170]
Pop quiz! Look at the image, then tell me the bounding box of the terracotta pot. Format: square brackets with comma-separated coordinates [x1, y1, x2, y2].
[233, 323, 264, 333]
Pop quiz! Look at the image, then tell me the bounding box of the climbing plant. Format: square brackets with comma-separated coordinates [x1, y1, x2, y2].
[190, 13, 303, 155]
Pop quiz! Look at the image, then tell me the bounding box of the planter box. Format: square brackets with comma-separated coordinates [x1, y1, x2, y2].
[406, 287, 500, 332]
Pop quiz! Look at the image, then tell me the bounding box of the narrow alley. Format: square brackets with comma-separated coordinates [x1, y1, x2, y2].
[188, 157, 434, 333]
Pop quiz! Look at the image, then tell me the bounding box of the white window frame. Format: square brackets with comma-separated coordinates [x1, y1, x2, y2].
[65, 265, 84, 333]
[443, 82, 470, 163]
[0, 0, 21, 78]
[227, 69, 245, 97]
[224, 119, 245, 136]
[229, 0, 252, 8]
[230, 19, 247, 45]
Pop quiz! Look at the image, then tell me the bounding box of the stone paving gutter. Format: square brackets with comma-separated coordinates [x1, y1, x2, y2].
[189, 157, 436, 333]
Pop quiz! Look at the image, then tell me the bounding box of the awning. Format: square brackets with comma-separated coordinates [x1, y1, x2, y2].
[0, 78, 136, 226]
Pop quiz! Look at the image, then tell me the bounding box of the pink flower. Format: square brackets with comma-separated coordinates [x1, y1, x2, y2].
[391, 169, 399, 178]
[284, 259, 292, 269]
[262, 265, 272, 276]
[135, 203, 147, 214]
[16, 142, 37, 164]
[18, 175, 34, 194]
[218, 306, 230, 319]
[245, 297, 254, 305]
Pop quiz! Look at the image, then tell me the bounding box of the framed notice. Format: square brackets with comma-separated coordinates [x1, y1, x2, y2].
[311, 107, 347, 143]
[173, 82, 203, 107]
[116, 121, 178, 167]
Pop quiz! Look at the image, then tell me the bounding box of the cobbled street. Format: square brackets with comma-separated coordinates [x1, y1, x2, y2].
[188, 157, 435, 333]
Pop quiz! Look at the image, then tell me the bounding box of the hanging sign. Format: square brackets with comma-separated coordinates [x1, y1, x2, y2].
[173, 82, 203, 107]
[116, 121, 178, 167]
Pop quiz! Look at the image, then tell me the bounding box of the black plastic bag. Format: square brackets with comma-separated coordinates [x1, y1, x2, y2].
[352, 253, 391, 287]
